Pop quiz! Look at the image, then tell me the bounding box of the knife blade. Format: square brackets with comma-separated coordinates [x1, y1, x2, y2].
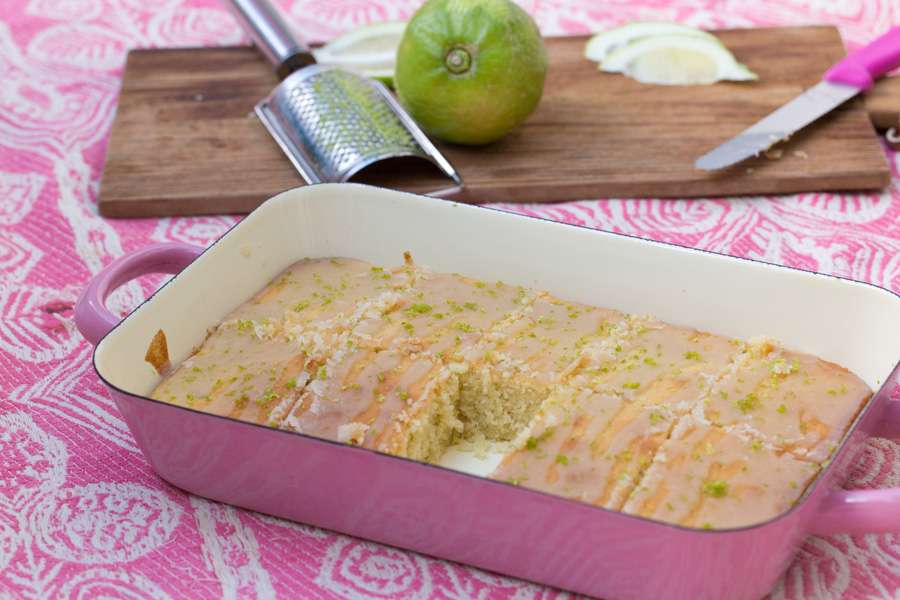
[696, 26, 900, 171]
[695, 81, 859, 170]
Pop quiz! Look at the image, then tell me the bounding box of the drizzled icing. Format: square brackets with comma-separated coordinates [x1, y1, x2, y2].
[493, 332, 871, 528]
[150, 256, 872, 529]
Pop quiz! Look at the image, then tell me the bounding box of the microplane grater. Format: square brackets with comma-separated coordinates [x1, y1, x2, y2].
[256, 65, 459, 185]
[225, 0, 461, 189]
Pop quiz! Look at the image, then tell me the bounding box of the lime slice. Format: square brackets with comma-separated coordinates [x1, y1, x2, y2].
[312, 21, 406, 85]
[584, 22, 719, 63]
[600, 35, 757, 85]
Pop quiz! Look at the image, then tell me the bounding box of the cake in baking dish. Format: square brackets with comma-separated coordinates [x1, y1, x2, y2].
[150, 255, 872, 529]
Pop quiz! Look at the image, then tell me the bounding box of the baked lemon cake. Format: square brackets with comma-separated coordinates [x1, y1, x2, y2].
[150, 256, 871, 529]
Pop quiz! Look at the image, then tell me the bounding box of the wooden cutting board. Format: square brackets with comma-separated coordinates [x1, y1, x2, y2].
[99, 26, 894, 217]
[866, 76, 900, 131]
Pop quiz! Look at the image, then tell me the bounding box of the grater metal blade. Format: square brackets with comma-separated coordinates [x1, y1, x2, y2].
[255, 65, 461, 186]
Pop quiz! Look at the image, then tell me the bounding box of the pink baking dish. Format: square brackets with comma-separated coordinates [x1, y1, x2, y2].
[76, 184, 900, 600]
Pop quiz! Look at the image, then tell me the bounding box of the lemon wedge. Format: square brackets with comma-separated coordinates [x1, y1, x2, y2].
[312, 21, 406, 85]
[584, 21, 719, 63]
[600, 34, 757, 85]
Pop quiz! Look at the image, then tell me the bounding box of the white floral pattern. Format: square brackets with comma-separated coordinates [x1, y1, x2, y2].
[0, 412, 68, 510]
[1, 1, 899, 598]
[317, 537, 434, 599]
[0, 512, 19, 576]
[29, 482, 182, 564]
[54, 568, 173, 600]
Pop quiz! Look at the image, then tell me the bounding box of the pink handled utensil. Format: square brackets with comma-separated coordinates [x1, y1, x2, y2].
[825, 25, 900, 89]
[696, 26, 900, 170]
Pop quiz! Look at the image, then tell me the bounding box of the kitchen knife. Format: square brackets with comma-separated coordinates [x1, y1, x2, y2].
[696, 27, 900, 171]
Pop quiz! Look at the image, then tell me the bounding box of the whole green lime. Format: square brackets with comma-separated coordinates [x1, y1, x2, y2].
[394, 0, 547, 145]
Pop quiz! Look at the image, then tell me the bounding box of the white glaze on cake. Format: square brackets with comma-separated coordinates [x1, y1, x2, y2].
[150, 256, 872, 529]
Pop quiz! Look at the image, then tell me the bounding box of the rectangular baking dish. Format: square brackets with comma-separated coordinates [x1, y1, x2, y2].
[76, 184, 900, 600]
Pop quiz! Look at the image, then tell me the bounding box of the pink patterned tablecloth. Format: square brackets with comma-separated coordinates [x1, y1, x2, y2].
[2, 1, 900, 598]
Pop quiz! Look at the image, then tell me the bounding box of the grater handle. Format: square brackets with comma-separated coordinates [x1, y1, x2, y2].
[222, 0, 315, 78]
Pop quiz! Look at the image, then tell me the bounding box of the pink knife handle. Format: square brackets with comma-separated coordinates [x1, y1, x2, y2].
[824, 26, 900, 90]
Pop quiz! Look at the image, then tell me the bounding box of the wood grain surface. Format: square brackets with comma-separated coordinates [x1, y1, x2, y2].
[865, 75, 900, 131]
[99, 26, 892, 217]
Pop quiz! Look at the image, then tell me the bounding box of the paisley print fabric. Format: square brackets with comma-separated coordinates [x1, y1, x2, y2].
[1, 1, 899, 598]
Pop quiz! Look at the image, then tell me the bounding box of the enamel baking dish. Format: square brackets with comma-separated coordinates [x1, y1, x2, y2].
[76, 184, 900, 600]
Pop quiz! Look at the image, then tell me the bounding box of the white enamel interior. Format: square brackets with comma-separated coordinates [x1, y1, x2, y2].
[94, 184, 900, 475]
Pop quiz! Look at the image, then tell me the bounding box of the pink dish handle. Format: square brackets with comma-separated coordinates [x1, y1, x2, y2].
[824, 26, 900, 90]
[75, 243, 204, 346]
[811, 397, 900, 535]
